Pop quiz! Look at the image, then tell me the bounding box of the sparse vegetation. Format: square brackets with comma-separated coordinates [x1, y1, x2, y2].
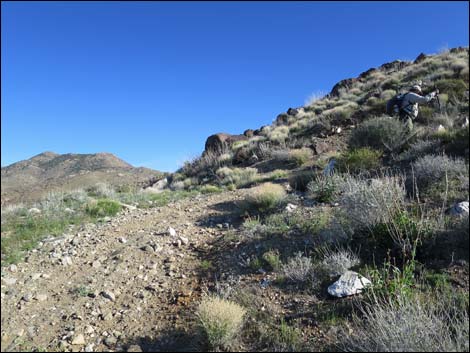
[243, 183, 287, 214]
[197, 296, 246, 350]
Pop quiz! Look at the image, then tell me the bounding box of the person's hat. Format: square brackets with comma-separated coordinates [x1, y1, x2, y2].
[411, 85, 422, 93]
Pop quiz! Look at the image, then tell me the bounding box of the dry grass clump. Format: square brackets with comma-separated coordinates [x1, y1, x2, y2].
[318, 246, 360, 277]
[281, 252, 316, 284]
[244, 183, 287, 213]
[412, 154, 468, 187]
[339, 175, 406, 230]
[349, 116, 409, 152]
[216, 167, 259, 188]
[197, 296, 246, 350]
[340, 294, 469, 352]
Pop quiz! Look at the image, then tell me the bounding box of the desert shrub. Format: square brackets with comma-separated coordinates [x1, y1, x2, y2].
[434, 78, 468, 103]
[268, 126, 289, 144]
[337, 148, 382, 174]
[270, 149, 291, 163]
[216, 167, 259, 188]
[380, 89, 396, 101]
[197, 296, 246, 350]
[243, 183, 287, 214]
[412, 154, 468, 187]
[180, 145, 233, 177]
[85, 199, 122, 218]
[318, 246, 360, 277]
[364, 98, 387, 116]
[338, 175, 406, 231]
[288, 170, 316, 192]
[262, 249, 282, 272]
[198, 184, 223, 194]
[288, 148, 313, 166]
[267, 319, 302, 352]
[86, 183, 117, 199]
[307, 174, 343, 203]
[398, 140, 441, 162]
[349, 116, 410, 152]
[281, 252, 316, 284]
[340, 294, 469, 352]
[439, 127, 469, 159]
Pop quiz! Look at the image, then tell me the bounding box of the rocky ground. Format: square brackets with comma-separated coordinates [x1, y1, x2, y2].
[1, 190, 254, 352]
[2, 185, 468, 352]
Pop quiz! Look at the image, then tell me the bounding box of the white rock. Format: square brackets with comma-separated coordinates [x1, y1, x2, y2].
[35, 294, 48, 302]
[85, 344, 95, 352]
[285, 203, 298, 213]
[179, 236, 189, 245]
[71, 333, 86, 345]
[28, 207, 41, 215]
[327, 271, 371, 298]
[167, 227, 177, 237]
[9, 264, 18, 273]
[84, 325, 95, 334]
[118, 237, 127, 243]
[437, 124, 446, 132]
[447, 201, 469, 217]
[2, 277, 17, 285]
[61, 256, 73, 266]
[64, 208, 75, 214]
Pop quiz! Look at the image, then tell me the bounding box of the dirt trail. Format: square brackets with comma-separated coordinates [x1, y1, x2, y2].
[1, 189, 248, 352]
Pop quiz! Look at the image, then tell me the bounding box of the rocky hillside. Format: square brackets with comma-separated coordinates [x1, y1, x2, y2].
[1, 48, 468, 352]
[1, 152, 163, 205]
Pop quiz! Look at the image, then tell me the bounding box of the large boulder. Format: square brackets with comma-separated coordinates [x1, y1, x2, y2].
[287, 107, 299, 116]
[328, 271, 371, 298]
[204, 133, 248, 153]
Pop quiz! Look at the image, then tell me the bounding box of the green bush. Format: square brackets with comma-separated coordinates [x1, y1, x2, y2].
[262, 249, 282, 271]
[349, 116, 410, 152]
[85, 199, 122, 218]
[307, 174, 343, 203]
[337, 148, 382, 173]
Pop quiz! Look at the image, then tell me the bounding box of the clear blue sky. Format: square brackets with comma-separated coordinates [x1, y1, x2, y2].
[2, 1, 468, 172]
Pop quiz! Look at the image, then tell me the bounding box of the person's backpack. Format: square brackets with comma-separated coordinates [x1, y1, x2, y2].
[386, 94, 406, 116]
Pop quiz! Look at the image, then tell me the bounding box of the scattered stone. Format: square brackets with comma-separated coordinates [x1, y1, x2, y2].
[104, 336, 117, 347]
[8, 264, 18, 273]
[118, 237, 127, 243]
[22, 293, 34, 302]
[41, 274, 51, 279]
[127, 344, 143, 352]
[101, 291, 116, 301]
[285, 203, 298, 213]
[71, 333, 86, 345]
[31, 273, 41, 280]
[64, 207, 75, 214]
[179, 236, 189, 245]
[92, 261, 101, 269]
[327, 271, 371, 298]
[84, 344, 94, 352]
[2, 277, 17, 286]
[167, 227, 177, 237]
[28, 207, 41, 215]
[61, 256, 73, 266]
[84, 325, 95, 334]
[141, 245, 154, 252]
[35, 294, 48, 302]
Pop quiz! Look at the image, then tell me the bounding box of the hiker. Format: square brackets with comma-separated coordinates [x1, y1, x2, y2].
[396, 85, 439, 131]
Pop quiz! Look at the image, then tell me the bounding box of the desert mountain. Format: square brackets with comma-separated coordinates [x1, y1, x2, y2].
[1, 152, 162, 205]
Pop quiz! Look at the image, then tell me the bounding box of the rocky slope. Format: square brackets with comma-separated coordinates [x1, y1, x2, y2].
[1, 152, 163, 206]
